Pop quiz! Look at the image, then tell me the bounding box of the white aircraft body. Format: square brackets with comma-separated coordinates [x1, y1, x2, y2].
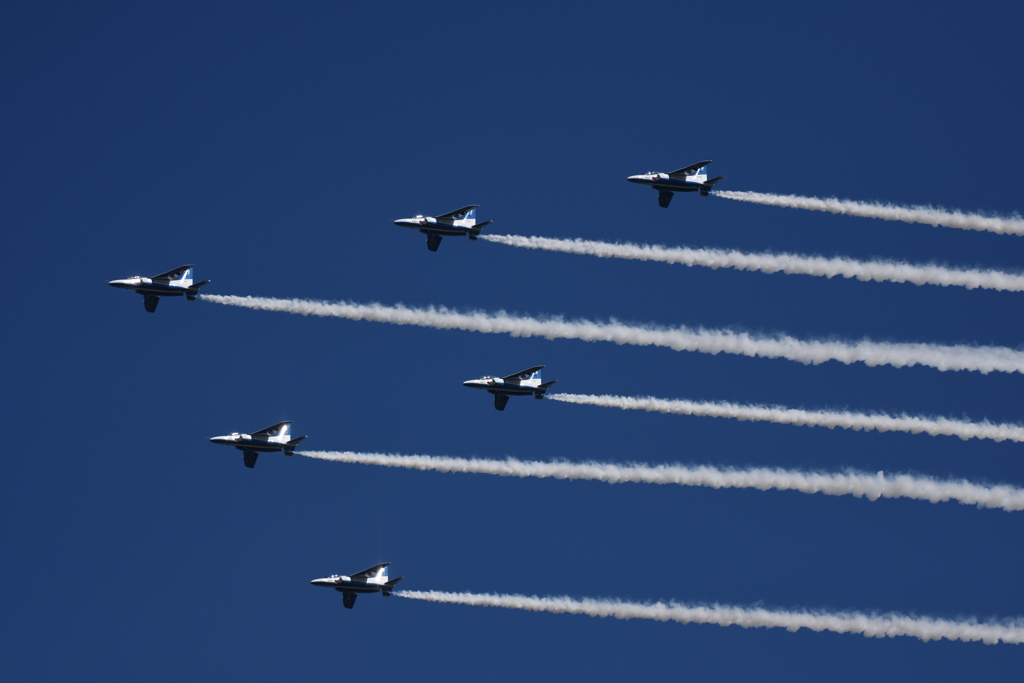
[463, 365, 558, 411]
[108, 265, 211, 312]
[311, 563, 405, 609]
[627, 160, 725, 207]
[394, 205, 493, 251]
[209, 421, 307, 468]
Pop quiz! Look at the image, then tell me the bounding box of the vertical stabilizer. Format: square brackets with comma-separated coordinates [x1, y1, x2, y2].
[173, 267, 194, 287]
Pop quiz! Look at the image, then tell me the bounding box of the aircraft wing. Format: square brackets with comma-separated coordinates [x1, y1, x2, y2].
[243, 450, 259, 468]
[351, 562, 390, 579]
[252, 421, 292, 436]
[503, 366, 545, 381]
[143, 295, 160, 313]
[342, 591, 358, 609]
[151, 264, 195, 282]
[435, 205, 479, 220]
[668, 160, 711, 177]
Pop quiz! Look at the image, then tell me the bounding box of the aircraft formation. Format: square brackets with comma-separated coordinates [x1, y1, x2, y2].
[109, 161, 720, 609]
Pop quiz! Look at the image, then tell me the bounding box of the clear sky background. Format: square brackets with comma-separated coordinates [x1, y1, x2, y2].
[3, 2, 1023, 680]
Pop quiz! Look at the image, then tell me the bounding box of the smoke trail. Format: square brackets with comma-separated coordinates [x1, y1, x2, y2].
[481, 234, 1024, 292]
[200, 294, 1024, 375]
[714, 190, 1024, 236]
[298, 451, 1024, 511]
[548, 393, 1024, 444]
[396, 590, 1024, 645]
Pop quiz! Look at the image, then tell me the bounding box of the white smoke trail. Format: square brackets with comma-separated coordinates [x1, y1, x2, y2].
[298, 451, 1024, 511]
[481, 233, 1024, 292]
[548, 393, 1024, 445]
[396, 590, 1024, 645]
[714, 190, 1024, 236]
[200, 294, 1024, 375]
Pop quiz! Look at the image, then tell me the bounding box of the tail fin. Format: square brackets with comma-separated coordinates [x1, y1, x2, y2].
[468, 220, 492, 241]
[464, 208, 476, 221]
[382, 577, 405, 597]
[535, 379, 558, 399]
[186, 279, 211, 301]
[174, 267, 194, 285]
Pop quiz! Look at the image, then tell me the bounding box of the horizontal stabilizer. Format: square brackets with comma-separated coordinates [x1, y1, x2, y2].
[700, 176, 725, 196]
[468, 220, 492, 240]
[382, 577, 405, 596]
[284, 436, 307, 456]
[186, 280, 211, 300]
[535, 380, 558, 399]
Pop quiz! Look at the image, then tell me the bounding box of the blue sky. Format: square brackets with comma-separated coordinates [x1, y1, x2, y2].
[3, 1, 1023, 680]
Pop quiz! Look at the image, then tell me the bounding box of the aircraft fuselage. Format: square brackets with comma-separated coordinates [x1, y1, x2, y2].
[462, 377, 539, 396]
[209, 434, 291, 452]
[626, 176, 704, 193]
[393, 218, 474, 237]
[310, 576, 386, 593]
[108, 279, 189, 297]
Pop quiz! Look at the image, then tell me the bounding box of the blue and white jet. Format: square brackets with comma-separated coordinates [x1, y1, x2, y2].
[627, 160, 725, 207]
[209, 421, 308, 468]
[463, 365, 558, 411]
[310, 563, 405, 609]
[394, 205, 493, 251]
[108, 264, 210, 312]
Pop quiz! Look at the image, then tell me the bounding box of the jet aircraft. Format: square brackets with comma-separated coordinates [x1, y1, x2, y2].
[109, 265, 211, 312]
[394, 205, 493, 251]
[209, 421, 307, 468]
[627, 160, 725, 207]
[310, 563, 405, 609]
[463, 365, 558, 411]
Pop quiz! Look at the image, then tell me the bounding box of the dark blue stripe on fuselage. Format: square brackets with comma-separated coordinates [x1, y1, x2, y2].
[488, 386, 534, 396]
[649, 181, 701, 192]
[131, 285, 186, 296]
[395, 221, 470, 236]
[335, 583, 383, 593]
[234, 442, 287, 452]
[466, 383, 535, 396]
